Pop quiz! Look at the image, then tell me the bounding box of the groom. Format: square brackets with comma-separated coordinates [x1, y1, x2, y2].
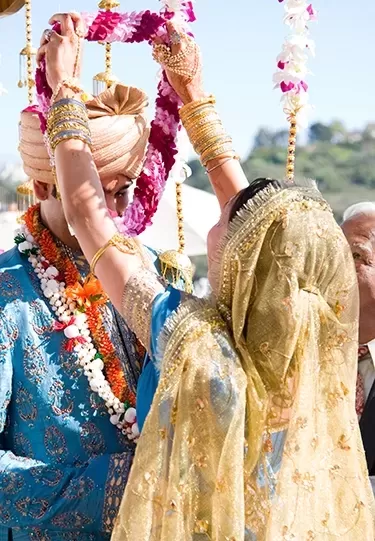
[0, 85, 165, 540]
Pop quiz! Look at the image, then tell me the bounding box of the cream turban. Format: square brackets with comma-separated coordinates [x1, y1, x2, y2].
[19, 84, 150, 184]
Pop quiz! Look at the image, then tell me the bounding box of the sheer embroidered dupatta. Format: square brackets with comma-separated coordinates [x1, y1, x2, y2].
[112, 184, 375, 540]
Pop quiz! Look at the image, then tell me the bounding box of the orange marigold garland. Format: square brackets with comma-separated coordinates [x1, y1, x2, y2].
[15, 204, 139, 440]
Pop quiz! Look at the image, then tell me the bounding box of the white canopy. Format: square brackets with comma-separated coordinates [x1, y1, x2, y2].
[140, 183, 219, 256]
[0, 185, 219, 257]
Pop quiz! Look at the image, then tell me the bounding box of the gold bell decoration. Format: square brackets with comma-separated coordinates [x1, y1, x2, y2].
[17, 0, 36, 102]
[159, 163, 194, 294]
[17, 178, 34, 211]
[16, 0, 36, 211]
[93, 0, 120, 95]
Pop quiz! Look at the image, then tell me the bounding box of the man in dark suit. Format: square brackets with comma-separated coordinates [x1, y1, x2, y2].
[342, 202, 375, 491]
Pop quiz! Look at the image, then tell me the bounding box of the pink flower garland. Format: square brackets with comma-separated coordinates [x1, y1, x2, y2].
[33, 6, 195, 236]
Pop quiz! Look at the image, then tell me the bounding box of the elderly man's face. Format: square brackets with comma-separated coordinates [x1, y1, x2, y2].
[342, 214, 375, 310]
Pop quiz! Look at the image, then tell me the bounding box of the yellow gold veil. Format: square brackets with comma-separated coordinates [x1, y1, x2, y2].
[112, 181, 375, 540]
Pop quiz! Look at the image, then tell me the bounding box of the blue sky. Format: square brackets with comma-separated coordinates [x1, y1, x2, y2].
[0, 0, 374, 161]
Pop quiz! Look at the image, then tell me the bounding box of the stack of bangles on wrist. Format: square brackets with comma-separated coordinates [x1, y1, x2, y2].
[47, 98, 92, 154]
[46, 97, 92, 193]
[179, 96, 239, 171]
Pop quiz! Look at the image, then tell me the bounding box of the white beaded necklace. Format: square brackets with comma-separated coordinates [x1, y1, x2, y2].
[15, 225, 139, 442]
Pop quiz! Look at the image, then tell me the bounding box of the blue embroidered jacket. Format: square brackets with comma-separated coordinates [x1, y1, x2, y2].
[0, 245, 160, 541]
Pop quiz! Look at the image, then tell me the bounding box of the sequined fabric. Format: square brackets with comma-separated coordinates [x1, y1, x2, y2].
[114, 183, 375, 540]
[0, 243, 145, 540]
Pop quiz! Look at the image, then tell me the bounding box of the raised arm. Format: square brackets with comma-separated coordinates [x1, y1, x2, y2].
[38, 12, 248, 312]
[153, 22, 248, 208]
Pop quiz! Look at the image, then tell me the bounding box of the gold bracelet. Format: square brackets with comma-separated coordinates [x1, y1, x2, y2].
[201, 143, 235, 166]
[201, 139, 233, 161]
[90, 233, 139, 277]
[182, 106, 218, 127]
[199, 136, 233, 158]
[50, 132, 92, 153]
[48, 104, 88, 121]
[187, 122, 225, 148]
[184, 117, 221, 137]
[51, 78, 84, 105]
[192, 131, 226, 154]
[47, 122, 91, 140]
[205, 154, 239, 174]
[193, 128, 228, 154]
[179, 95, 216, 120]
[47, 108, 89, 128]
[48, 100, 88, 120]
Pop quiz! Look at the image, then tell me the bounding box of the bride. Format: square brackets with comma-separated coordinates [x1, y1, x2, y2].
[38, 12, 375, 540]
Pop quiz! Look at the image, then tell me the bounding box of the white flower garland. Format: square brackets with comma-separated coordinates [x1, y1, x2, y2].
[16, 226, 139, 442]
[273, 0, 317, 129]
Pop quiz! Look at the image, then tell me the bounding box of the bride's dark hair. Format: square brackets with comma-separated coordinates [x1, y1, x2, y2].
[229, 177, 282, 222]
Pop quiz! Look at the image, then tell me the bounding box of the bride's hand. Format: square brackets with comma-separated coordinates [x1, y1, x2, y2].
[153, 21, 205, 105]
[36, 12, 85, 92]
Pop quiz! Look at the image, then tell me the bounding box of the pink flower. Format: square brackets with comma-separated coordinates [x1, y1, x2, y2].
[34, 9, 187, 237]
[307, 4, 317, 20]
[280, 81, 295, 93]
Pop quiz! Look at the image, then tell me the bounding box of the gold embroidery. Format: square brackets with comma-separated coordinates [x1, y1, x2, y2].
[121, 269, 165, 349]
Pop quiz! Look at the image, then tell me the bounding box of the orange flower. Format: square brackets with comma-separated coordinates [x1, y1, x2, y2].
[66, 275, 108, 308]
[24, 204, 136, 408]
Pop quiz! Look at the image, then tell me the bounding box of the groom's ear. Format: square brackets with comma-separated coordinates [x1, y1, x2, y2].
[33, 180, 54, 201]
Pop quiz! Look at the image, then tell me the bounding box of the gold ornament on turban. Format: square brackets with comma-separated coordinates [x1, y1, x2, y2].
[18, 84, 150, 185]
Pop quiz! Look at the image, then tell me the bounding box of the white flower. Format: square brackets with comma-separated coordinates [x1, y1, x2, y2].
[124, 407, 137, 424]
[46, 279, 59, 293]
[18, 241, 33, 253]
[45, 266, 59, 278]
[64, 324, 80, 339]
[275, 0, 316, 130]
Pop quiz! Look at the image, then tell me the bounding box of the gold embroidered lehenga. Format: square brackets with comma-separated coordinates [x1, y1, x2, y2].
[113, 183, 375, 540]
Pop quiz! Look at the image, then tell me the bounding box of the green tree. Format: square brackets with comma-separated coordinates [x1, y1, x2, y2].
[309, 122, 334, 144]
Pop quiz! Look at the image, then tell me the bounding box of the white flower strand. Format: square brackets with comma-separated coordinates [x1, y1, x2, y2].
[16, 225, 139, 442]
[273, 0, 317, 129]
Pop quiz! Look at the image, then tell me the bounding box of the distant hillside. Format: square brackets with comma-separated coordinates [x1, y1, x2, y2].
[186, 120, 375, 220]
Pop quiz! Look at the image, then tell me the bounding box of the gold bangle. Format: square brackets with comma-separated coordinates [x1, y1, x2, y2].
[90, 233, 139, 277]
[48, 121, 90, 136]
[47, 122, 91, 140]
[179, 95, 216, 120]
[200, 136, 233, 158]
[201, 140, 234, 161]
[188, 122, 225, 145]
[201, 143, 235, 166]
[47, 109, 89, 127]
[184, 117, 221, 137]
[193, 128, 228, 154]
[50, 132, 92, 153]
[47, 103, 88, 123]
[182, 105, 217, 126]
[205, 155, 239, 174]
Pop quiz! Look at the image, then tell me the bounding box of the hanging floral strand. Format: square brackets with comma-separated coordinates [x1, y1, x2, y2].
[273, 0, 317, 181]
[34, 3, 196, 236]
